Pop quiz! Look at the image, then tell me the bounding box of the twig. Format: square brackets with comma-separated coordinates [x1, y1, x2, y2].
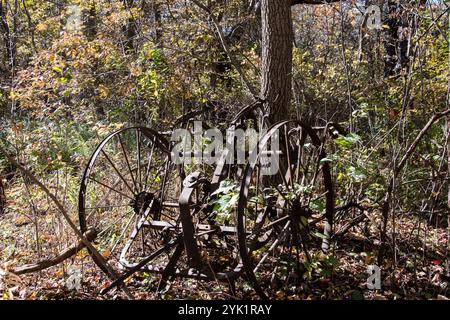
[333, 212, 369, 239]
[379, 109, 450, 264]
[396, 109, 450, 175]
[190, 0, 259, 97]
[0, 178, 5, 215]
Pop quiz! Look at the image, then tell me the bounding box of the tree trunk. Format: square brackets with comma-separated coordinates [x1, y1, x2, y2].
[261, 0, 293, 125]
[383, 0, 409, 77]
[143, 0, 163, 48]
[0, 0, 16, 75]
[83, 2, 97, 41]
[0, 1, 10, 70]
[123, 0, 136, 52]
[154, 1, 162, 48]
[0, 178, 5, 215]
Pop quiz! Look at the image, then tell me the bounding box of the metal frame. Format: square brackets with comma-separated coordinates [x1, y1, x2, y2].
[78, 101, 335, 298]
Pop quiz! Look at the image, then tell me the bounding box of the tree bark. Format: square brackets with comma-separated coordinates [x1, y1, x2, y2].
[261, 0, 293, 125]
[142, 0, 163, 48]
[83, 2, 97, 41]
[0, 0, 15, 75]
[0, 178, 5, 215]
[21, 0, 36, 53]
[123, 0, 136, 52]
[383, 0, 410, 77]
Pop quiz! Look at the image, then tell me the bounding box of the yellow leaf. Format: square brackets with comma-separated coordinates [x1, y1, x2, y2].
[130, 66, 142, 76]
[98, 85, 109, 99]
[36, 23, 47, 32]
[54, 269, 64, 277]
[124, 276, 133, 284]
[276, 291, 286, 300]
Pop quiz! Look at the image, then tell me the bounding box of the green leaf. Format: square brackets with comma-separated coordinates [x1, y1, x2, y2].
[320, 268, 332, 277]
[210, 180, 236, 197]
[299, 216, 309, 227]
[325, 256, 339, 266]
[347, 166, 367, 183]
[320, 157, 334, 164]
[335, 133, 361, 149]
[352, 290, 364, 300]
[52, 66, 63, 74]
[311, 198, 326, 213]
[312, 231, 328, 239]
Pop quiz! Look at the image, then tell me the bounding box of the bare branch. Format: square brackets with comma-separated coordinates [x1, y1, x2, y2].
[291, 0, 339, 4]
[396, 109, 450, 174]
[190, 0, 259, 97]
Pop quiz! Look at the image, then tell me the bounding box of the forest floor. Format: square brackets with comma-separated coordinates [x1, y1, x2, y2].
[0, 181, 449, 300]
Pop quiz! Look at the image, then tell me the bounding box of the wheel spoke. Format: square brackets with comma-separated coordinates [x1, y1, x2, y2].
[284, 126, 294, 189]
[118, 133, 139, 192]
[88, 176, 134, 201]
[87, 176, 120, 211]
[111, 211, 138, 254]
[101, 149, 136, 195]
[97, 208, 135, 237]
[144, 136, 156, 191]
[79, 127, 187, 285]
[253, 221, 291, 273]
[85, 204, 130, 210]
[136, 128, 142, 193]
[237, 122, 334, 298]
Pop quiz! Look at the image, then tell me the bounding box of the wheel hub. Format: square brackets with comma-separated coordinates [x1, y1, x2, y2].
[130, 191, 161, 216]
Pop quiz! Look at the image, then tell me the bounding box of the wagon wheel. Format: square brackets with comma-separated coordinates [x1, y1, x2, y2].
[164, 101, 264, 281]
[78, 126, 187, 291]
[236, 120, 334, 299]
[213, 100, 264, 185]
[172, 100, 263, 181]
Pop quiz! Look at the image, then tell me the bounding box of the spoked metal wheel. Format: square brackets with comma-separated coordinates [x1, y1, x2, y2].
[165, 102, 264, 281]
[78, 126, 186, 289]
[236, 121, 334, 299]
[172, 101, 264, 182]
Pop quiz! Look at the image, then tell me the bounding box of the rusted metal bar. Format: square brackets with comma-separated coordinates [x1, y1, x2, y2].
[179, 171, 203, 269]
[142, 220, 241, 235]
